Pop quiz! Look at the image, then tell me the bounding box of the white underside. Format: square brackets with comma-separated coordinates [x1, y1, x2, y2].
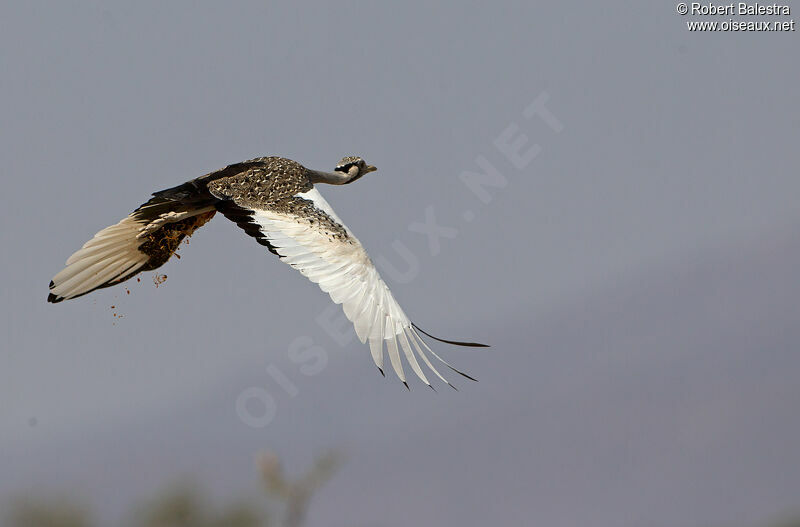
[252, 187, 452, 386]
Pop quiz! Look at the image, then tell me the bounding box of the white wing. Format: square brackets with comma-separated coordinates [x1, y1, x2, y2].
[48, 196, 216, 303]
[221, 188, 470, 388]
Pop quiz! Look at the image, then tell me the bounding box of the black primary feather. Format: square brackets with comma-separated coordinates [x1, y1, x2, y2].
[411, 322, 489, 348]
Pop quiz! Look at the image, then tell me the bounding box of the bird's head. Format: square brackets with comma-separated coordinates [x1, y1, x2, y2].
[334, 156, 377, 183]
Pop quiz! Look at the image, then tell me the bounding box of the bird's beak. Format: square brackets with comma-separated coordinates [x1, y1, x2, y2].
[365, 165, 378, 174]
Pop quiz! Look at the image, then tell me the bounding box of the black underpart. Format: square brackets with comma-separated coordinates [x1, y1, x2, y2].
[411, 322, 489, 348]
[214, 200, 280, 256]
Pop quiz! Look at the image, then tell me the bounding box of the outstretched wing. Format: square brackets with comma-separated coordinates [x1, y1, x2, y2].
[47, 159, 279, 303]
[216, 187, 484, 388]
[48, 187, 217, 303]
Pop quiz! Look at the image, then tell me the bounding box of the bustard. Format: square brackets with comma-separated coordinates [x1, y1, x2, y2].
[47, 156, 486, 388]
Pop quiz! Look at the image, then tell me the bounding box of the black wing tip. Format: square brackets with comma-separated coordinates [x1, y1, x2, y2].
[377, 366, 385, 377]
[47, 293, 63, 304]
[453, 369, 479, 382]
[47, 281, 63, 304]
[411, 323, 490, 348]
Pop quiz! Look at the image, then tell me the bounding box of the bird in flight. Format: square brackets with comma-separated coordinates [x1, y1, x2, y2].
[48, 156, 486, 388]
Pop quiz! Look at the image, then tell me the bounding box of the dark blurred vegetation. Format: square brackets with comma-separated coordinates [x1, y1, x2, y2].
[4, 450, 340, 527]
[3, 449, 796, 527]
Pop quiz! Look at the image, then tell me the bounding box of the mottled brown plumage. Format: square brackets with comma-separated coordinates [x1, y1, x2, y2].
[206, 157, 312, 209]
[137, 210, 216, 269]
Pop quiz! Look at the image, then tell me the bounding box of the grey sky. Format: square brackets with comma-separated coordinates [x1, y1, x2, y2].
[1, 1, 798, 526]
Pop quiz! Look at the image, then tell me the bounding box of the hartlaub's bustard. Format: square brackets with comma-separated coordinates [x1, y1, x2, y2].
[48, 156, 486, 388]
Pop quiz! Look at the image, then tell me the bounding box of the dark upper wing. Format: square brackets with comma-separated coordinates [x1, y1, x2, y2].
[47, 159, 274, 303]
[48, 196, 216, 303]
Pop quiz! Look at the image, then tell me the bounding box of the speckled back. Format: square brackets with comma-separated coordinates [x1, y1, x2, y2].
[206, 156, 313, 209]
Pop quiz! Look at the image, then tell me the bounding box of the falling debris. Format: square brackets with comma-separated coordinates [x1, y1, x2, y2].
[139, 211, 214, 269]
[110, 304, 124, 323]
[153, 274, 168, 287]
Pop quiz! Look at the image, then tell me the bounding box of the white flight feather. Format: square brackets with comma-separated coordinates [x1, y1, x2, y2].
[246, 187, 448, 386]
[51, 216, 150, 300]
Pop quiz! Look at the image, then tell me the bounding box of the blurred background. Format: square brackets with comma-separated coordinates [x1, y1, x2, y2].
[1, 2, 798, 526]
